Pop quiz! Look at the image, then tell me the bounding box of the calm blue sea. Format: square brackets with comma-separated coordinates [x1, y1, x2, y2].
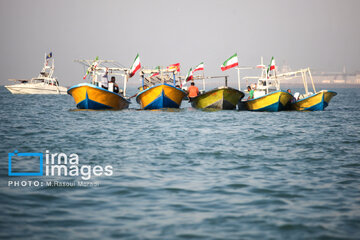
[0, 86, 359, 240]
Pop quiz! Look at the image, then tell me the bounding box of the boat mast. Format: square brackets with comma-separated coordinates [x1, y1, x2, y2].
[237, 68, 241, 90]
[274, 61, 279, 91]
[123, 70, 128, 97]
[141, 72, 145, 89]
[161, 67, 164, 84]
[173, 71, 176, 86]
[50, 58, 54, 79]
[264, 57, 269, 94]
[236, 66, 253, 91]
[308, 68, 316, 93]
[202, 71, 206, 91]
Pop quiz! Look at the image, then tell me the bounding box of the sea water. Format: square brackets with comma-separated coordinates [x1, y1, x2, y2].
[0, 86, 359, 239]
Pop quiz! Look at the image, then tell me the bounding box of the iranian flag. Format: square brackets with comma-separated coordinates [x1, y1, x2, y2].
[150, 66, 160, 78]
[185, 68, 193, 82]
[221, 53, 238, 71]
[193, 62, 204, 73]
[267, 56, 275, 74]
[129, 54, 141, 78]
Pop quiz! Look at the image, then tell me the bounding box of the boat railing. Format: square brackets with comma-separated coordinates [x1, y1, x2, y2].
[276, 68, 317, 95]
[181, 75, 230, 92]
[75, 59, 131, 97]
[140, 68, 178, 88]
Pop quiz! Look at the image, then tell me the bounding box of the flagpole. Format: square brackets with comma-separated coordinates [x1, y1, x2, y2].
[237, 68, 241, 91]
[161, 67, 164, 84]
[142, 72, 145, 89]
[202, 71, 205, 91]
[173, 71, 176, 86]
[123, 72, 128, 97]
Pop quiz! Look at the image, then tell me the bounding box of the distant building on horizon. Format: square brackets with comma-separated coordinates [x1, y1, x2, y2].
[279, 64, 360, 85]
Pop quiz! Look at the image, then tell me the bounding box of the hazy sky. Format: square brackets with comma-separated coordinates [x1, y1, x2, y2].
[0, 0, 359, 87]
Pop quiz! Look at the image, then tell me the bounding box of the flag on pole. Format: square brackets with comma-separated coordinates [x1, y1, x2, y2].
[129, 54, 141, 78]
[267, 56, 275, 74]
[185, 68, 193, 82]
[46, 52, 53, 59]
[167, 63, 180, 72]
[83, 56, 99, 79]
[193, 62, 204, 73]
[221, 53, 238, 71]
[181, 68, 193, 86]
[149, 66, 160, 78]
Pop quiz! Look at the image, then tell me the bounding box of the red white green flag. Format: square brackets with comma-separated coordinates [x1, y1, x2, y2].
[167, 63, 180, 72]
[129, 54, 141, 78]
[267, 56, 275, 74]
[150, 66, 160, 78]
[185, 67, 193, 82]
[193, 62, 204, 73]
[221, 53, 238, 71]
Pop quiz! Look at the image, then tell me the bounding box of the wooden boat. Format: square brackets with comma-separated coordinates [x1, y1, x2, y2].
[191, 86, 244, 110]
[5, 52, 67, 94]
[68, 58, 130, 110]
[239, 57, 292, 111]
[136, 83, 185, 109]
[277, 68, 337, 111]
[243, 90, 292, 111]
[291, 90, 337, 111]
[136, 68, 186, 110]
[190, 75, 244, 110]
[67, 83, 130, 110]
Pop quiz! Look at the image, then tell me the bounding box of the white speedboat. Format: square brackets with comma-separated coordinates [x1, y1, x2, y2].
[5, 53, 67, 94]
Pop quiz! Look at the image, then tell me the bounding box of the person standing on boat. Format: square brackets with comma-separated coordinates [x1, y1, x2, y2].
[247, 86, 254, 100]
[110, 76, 119, 93]
[188, 82, 199, 101]
[101, 68, 109, 90]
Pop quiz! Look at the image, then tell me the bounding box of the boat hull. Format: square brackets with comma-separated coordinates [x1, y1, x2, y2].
[136, 83, 186, 110]
[191, 87, 244, 110]
[5, 83, 67, 94]
[291, 90, 337, 111]
[243, 90, 292, 112]
[67, 83, 130, 110]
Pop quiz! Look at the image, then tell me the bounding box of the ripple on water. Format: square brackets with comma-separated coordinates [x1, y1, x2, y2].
[0, 87, 360, 239]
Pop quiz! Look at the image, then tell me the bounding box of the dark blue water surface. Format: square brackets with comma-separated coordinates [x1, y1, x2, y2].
[0, 86, 359, 240]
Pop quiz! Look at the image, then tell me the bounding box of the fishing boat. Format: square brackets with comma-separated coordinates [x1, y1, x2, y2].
[239, 57, 292, 111]
[241, 89, 293, 112]
[67, 58, 130, 110]
[277, 68, 337, 111]
[190, 76, 244, 110]
[5, 53, 67, 94]
[292, 90, 337, 111]
[136, 68, 186, 110]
